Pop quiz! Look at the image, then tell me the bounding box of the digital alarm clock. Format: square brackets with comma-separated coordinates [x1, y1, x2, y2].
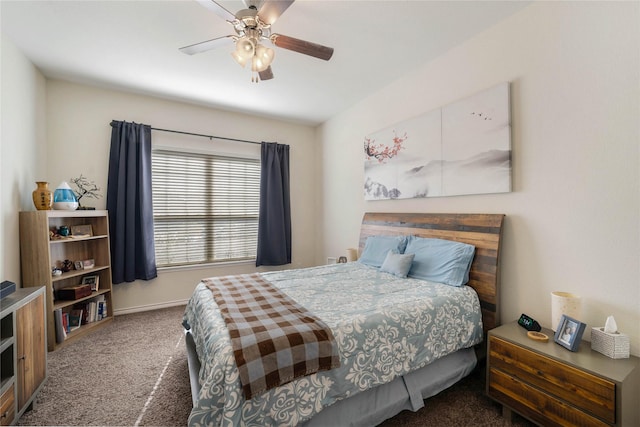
[518, 313, 542, 332]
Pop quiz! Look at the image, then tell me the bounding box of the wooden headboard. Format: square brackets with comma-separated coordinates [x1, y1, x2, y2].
[359, 213, 505, 333]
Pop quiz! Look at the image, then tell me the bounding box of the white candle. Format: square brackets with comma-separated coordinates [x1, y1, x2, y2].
[551, 291, 581, 331]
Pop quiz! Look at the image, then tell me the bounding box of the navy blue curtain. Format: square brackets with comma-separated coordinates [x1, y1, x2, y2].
[107, 120, 157, 284]
[256, 142, 291, 266]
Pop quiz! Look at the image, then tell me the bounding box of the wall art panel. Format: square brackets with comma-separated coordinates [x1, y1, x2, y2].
[364, 82, 511, 200]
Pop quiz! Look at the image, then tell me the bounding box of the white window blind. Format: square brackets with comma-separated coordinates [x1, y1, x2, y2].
[151, 149, 260, 267]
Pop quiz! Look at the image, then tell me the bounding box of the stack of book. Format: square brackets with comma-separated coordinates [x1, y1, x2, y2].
[81, 295, 107, 324]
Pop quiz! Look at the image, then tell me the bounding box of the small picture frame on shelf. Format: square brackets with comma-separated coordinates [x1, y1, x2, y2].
[81, 275, 99, 291]
[554, 314, 586, 352]
[71, 224, 93, 237]
[74, 260, 83, 271]
[82, 259, 95, 269]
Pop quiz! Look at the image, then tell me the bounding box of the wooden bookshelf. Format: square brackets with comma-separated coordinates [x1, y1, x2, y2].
[19, 210, 114, 351]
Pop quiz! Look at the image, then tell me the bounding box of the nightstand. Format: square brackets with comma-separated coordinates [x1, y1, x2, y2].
[487, 322, 639, 427]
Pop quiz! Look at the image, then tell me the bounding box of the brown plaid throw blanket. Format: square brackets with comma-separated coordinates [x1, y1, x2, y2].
[203, 273, 340, 400]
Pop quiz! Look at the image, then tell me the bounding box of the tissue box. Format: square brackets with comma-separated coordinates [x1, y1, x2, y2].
[591, 327, 630, 359]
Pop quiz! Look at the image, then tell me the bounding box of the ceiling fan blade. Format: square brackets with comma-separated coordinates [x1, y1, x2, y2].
[195, 0, 236, 22]
[258, 1, 295, 25]
[259, 66, 274, 81]
[179, 35, 235, 55]
[271, 34, 333, 61]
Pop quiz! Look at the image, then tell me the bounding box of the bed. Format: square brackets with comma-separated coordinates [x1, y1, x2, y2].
[183, 212, 505, 426]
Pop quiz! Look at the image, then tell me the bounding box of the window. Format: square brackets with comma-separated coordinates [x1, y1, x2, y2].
[151, 149, 260, 267]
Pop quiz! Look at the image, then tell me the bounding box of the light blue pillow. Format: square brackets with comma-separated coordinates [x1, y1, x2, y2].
[358, 235, 408, 268]
[380, 250, 415, 278]
[405, 236, 475, 286]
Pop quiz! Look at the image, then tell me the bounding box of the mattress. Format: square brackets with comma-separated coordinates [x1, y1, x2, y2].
[183, 262, 484, 426]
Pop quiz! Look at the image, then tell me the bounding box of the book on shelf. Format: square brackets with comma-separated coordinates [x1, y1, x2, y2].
[96, 294, 106, 321]
[88, 301, 96, 323]
[54, 308, 67, 343]
[63, 312, 69, 333]
[97, 299, 106, 320]
[83, 301, 95, 323]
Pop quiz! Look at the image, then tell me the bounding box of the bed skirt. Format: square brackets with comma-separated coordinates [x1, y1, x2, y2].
[185, 329, 477, 426]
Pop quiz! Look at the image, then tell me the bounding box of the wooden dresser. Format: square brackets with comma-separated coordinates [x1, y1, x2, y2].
[487, 322, 639, 427]
[1, 287, 47, 425]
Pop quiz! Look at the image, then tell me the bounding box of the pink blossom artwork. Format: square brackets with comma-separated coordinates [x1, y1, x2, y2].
[364, 82, 511, 200]
[364, 131, 408, 164]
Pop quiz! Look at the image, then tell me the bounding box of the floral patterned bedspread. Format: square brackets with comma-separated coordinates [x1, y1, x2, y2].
[183, 262, 483, 427]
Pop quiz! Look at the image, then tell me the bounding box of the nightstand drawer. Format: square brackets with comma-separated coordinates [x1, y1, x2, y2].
[489, 368, 609, 427]
[489, 336, 615, 424]
[0, 385, 15, 426]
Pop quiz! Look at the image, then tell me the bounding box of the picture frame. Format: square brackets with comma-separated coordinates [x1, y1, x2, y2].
[74, 260, 83, 271]
[81, 275, 99, 292]
[71, 224, 93, 237]
[554, 314, 586, 351]
[82, 258, 95, 269]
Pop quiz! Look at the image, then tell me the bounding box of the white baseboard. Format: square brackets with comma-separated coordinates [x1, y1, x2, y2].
[113, 299, 189, 316]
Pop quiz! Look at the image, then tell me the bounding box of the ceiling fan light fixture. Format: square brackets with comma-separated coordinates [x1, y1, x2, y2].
[235, 37, 255, 60]
[255, 44, 274, 66]
[251, 55, 270, 73]
[231, 50, 249, 68]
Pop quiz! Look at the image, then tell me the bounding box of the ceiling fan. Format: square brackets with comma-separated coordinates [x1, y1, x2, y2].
[180, 0, 334, 82]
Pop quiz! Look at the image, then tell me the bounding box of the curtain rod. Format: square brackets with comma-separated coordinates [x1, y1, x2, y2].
[151, 126, 261, 145]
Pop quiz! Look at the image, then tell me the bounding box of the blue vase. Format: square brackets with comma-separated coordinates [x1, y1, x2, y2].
[53, 182, 78, 210]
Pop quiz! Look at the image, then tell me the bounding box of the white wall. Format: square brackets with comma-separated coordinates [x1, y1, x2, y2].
[43, 80, 318, 313]
[1, 34, 47, 283]
[318, 2, 640, 354]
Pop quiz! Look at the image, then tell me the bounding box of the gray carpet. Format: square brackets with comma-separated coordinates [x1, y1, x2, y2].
[17, 305, 534, 426]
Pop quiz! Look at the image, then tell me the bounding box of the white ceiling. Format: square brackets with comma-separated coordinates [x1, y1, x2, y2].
[1, 0, 529, 125]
